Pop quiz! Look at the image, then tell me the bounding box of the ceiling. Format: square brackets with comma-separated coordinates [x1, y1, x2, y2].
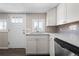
[0, 3, 58, 13]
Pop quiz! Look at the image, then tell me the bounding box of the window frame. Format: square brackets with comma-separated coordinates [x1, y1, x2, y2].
[0, 19, 8, 32]
[32, 19, 45, 32]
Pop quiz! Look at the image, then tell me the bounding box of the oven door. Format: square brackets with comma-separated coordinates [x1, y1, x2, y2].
[55, 41, 77, 56]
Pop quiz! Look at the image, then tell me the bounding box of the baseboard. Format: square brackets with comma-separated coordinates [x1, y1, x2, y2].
[0, 47, 8, 49]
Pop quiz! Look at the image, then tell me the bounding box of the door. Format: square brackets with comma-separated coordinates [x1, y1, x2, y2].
[46, 8, 56, 26]
[66, 3, 79, 22]
[37, 36, 49, 54]
[26, 36, 36, 54]
[8, 14, 26, 48]
[57, 4, 67, 25]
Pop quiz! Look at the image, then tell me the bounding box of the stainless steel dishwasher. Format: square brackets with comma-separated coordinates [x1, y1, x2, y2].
[54, 38, 77, 56]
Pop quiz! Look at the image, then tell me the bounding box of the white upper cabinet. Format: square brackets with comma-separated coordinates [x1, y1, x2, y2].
[66, 3, 79, 23]
[57, 4, 67, 25]
[57, 3, 79, 25]
[46, 7, 57, 26]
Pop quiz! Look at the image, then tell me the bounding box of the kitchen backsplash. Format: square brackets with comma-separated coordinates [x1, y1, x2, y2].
[57, 22, 79, 33]
[45, 26, 57, 33]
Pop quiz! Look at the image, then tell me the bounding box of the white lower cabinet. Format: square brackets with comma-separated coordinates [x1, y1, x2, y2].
[49, 34, 55, 56]
[26, 35, 49, 55]
[26, 39, 36, 54]
[37, 38, 49, 54]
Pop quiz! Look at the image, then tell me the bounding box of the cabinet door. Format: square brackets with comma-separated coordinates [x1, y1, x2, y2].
[46, 8, 57, 26]
[66, 3, 79, 22]
[26, 37, 36, 54]
[37, 36, 49, 54]
[57, 4, 67, 25]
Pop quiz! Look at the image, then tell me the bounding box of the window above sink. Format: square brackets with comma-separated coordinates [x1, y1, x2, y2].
[32, 19, 45, 33]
